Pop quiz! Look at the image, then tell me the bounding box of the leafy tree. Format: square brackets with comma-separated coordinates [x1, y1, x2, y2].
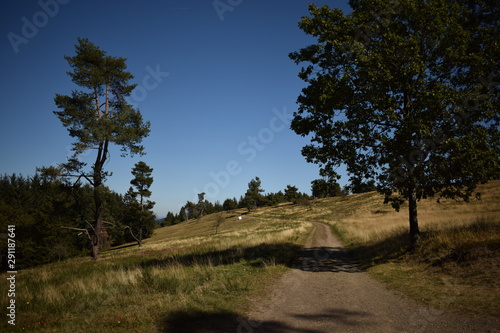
[289, 1, 500, 249]
[223, 198, 238, 211]
[214, 212, 225, 234]
[212, 200, 224, 213]
[124, 161, 155, 247]
[182, 201, 197, 221]
[284, 185, 300, 203]
[177, 205, 187, 222]
[163, 211, 176, 226]
[347, 179, 377, 194]
[267, 191, 286, 206]
[196, 192, 206, 222]
[51, 38, 150, 258]
[311, 178, 343, 198]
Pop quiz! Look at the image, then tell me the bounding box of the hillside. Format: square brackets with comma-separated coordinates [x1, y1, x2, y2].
[1, 181, 498, 332]
[253, 180, 500, 317]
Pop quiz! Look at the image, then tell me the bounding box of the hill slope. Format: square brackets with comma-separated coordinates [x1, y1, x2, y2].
[0, 181, 498, 332]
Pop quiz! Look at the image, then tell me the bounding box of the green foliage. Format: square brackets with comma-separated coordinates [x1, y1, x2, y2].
[54, 38, 150, 160]
[243, 177, 265, 211]
[163, 212, 178, 226]
[130, 161, 154, 205]
[0, 173, 131, 269]
[290, 0, 500, 246]
[311, 178, 343, 198]
[348, 179, 377, 194]
[124, 161, 156, 244]
[284, 185, 300, 203]
[222, 198, 238, 211]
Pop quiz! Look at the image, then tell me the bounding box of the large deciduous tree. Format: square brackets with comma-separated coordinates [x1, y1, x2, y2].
[289, 1, 499, 249]
[53, 38, 150, 258]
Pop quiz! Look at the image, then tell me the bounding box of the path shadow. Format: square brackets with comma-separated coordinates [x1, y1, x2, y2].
[157, 307, 372, 333]
[294, 246, 362, 273]
[291, 307, 372, 327]
[157, 309, 238, 333]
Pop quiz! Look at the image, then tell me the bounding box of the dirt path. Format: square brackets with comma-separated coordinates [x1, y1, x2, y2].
[243, 222, 499, 333]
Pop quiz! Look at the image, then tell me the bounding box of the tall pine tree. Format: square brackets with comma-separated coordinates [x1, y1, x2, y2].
[52, 38, 150, 258]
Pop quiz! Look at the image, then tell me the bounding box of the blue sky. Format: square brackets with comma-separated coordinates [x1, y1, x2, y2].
[0, 0, 350, 217]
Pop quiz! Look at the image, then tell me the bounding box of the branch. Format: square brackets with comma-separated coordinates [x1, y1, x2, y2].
[61, 226, 92, 242]
[124, 226, 141, 244]
[85, 220, 96, 233]
[57, 172, 95, 187]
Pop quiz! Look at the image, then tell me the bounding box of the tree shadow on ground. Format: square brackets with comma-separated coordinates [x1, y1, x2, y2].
[157, 309, 239, 333]
[292, 307, 372, 326]
[157, 307, 372, 333]
[347, 230, 412, 269]
[136, 242, 304, 270]
[294, 246, 363, 273]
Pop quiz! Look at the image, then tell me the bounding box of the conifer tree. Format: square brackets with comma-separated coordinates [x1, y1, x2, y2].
[52, 38, 150, 258]
[124, 161, 155, 247]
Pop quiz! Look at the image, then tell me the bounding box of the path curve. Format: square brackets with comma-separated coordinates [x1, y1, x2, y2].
[244, 222, 499, 333]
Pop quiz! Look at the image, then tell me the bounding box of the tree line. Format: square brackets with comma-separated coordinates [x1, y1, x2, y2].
[0, 161, 156, 270]
[162, 176, 373, 226]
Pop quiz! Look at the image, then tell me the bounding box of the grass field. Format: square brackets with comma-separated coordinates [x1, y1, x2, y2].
[1, 181, 498, 331]
[255, 180, 500, 317]
[0, 211, 310, 332]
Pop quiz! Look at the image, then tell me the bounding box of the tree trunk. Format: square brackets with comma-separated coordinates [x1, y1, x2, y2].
[138, 228, 143, 248]
[408, 181, 421, 251]
[90, 138, 108, 259]
[125, 226, 143, 247]
[91, 193, 103, 259]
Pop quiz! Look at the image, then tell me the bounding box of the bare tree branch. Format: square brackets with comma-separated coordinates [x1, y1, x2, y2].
[61, 226, 92, 242]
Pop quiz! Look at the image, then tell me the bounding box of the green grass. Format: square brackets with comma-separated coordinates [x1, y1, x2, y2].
[2, 181, 498, 331]
[0, 211, 310, 332]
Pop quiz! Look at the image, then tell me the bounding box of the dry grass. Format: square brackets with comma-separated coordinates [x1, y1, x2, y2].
[247, 180, 500, 317]
[1, 181, 497, 331]
[0, 209, 311, 332]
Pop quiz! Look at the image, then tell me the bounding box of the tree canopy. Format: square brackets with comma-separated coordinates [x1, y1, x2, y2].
[290, 0, 500, 248]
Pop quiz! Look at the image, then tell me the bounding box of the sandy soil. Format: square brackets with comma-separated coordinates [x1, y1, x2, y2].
[242, 222, 500, 333]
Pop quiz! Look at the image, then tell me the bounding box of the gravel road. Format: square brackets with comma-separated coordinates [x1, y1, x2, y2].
[242, 222, 499, 333]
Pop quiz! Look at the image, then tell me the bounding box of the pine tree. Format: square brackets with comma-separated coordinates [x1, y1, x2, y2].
[51, 38, 150, 258]
[125, 161, 155, 247]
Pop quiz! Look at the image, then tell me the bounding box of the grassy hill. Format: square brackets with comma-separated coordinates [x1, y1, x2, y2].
[255, 180, 500, 318]
[1, 181, 498, 332]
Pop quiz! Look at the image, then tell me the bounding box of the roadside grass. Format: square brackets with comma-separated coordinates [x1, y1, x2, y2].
[252, 180, 500, 317]
[1, 181, 498, 331]
[0, 210, 310, 332]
